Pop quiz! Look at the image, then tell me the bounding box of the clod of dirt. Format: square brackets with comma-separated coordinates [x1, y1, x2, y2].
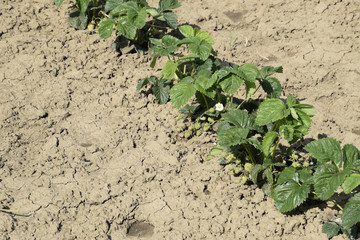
[126, 221, 154, 238]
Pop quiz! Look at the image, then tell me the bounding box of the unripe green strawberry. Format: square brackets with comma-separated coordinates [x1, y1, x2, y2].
[303, 161, 309, 167]
[189, 124, 195, 131]
[88, 23, 95, 31]
[241, 175, 248, 184]
[209, 108, 215, 113]
[208, 117, 215, 124]
[291, 162, 301, 168]
[196, 130, 202, 136]
[194, 122, 201, 130]
[203, 123, 211, 131]
[184, 130, 192, 139]
[244, 163, 252, 172]
[226, 154, 236, 162]
[228, 166, 235, 171]
[176, 114, 183, 120]
[234, 167, 242, 174]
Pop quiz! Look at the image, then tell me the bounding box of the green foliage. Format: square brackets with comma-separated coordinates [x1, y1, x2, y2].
[55, 0, 180, 52]
[271, 167, 311, 213]
[342, 192, 360, 229]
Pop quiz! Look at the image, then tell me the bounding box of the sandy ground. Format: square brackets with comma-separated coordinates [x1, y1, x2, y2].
[1, 0, 360, 239]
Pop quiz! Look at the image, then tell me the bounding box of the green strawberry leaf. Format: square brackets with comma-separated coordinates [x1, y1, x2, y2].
[179, 25, 194, 37]
[342, 174, 360, 194]
[286, 94, 298, 108]
[245, 81, 256, 100]
[162, 11, 178, 28]
[237, 64, 258, 82]
[222, 110, 249, 128]
[342, 192, 360, 229]
[218, 127, 249, 147]
[322, 222, 341, 238]
[255, 99, 288, 126]
[76, 0, 89, 13]
[153, 81, 170, 104]
[276, 167, 298, 184]
[261, 77, 282, 99]
[128, 5, 147, 29]
[219, 74, 243, 95]
[136, 77, 150, 92]
[196, 31, 215, 45]
[293, 104, 315, 117]
[262, 131, 278, 157]
[159, 0, 181, 12]
[162, 60, 178, 80]
[188, 37, 212, 60]
[313, 164, 350, 200]
[304, 138, 342, 168]
[195, 70, 214, 90]
[105, 0, 127, 12]
[258, 66, 283, 80]
[279, 125, 294, 143]
[98, 19, 115, 39]
[68, 10, 88, 30]
[343, 144, 360, 170]
[116, 16, 137, 39]
[170, 79, 196, 108]
[250, 164, 265, 184]
[271, 181, 310, 213]
[54, 0, 65, 6]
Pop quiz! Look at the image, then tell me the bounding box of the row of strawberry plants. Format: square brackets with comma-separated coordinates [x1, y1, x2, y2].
[55, 0, 360, 238]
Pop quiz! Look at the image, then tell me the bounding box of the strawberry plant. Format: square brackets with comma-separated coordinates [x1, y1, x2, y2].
[98, 0, 180, 53]
[271, 138, 360, 239]
[207, 94, 315, 186]
[55, 0, 96, 30]
[55, 0, 180, 53]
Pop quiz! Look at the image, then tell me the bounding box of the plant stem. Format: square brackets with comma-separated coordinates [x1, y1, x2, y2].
[244, 145, 256, 165]
[99, 11, 110, 18]
[235, 99, 245, 110]
[216, 89, 221, 102]
[201, 93, 209, 109]
[331, 200, 343, 211]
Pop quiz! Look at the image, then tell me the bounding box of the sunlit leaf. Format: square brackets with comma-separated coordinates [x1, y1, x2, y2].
[237, 64, 258, 82]
[162, 60, 178, 80]
[116, 16, 137, 39]
[255, 99, 288, 126]
[342, 192, 360, 229]
[313, 164, 349, 200]
[159, 0, 181, 11]
[262, 131, 278, 157]
[222, 110, 249, 128]
[219, 74, 243, 95]
[162, 11, 178, 28]
[98, 19, 115, 39]
[342, 174, 360, 194]
[322, 222, 340, 238]
[170, 79, 196, 108]
[304, 138, 342, 168]
[218, 127, 249, 147]
[271, 181, 310, 213]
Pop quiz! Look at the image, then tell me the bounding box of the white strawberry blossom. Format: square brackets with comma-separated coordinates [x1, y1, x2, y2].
[215, 103, 224, 112]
